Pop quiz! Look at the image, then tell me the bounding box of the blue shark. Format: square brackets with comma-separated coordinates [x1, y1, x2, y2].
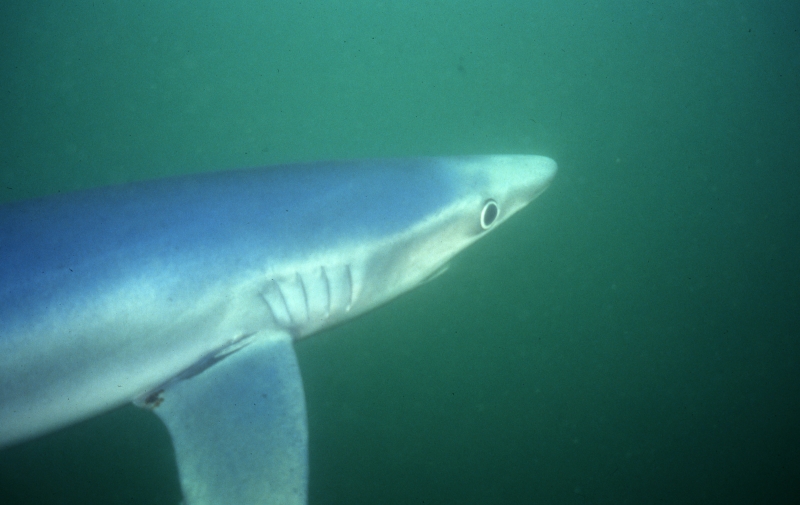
[0, 155, 556, 504]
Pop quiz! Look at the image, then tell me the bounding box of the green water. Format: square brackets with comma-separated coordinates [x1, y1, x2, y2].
[1, 1, 798, 503]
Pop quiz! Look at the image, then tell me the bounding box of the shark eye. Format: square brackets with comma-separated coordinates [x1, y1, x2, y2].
[480, 200, 499, 230]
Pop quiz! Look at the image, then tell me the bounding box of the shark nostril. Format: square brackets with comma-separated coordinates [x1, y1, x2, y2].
[480, 200, 499, 229]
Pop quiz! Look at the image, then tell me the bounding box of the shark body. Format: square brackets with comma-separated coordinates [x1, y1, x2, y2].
[0, 155, 556, 504]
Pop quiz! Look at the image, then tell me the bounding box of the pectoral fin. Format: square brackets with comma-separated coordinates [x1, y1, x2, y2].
[148, 331, 307, 505]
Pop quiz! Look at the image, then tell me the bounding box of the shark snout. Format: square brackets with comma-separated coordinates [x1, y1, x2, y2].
[513, 155, 557, 201]
[477, 154, 557, 210]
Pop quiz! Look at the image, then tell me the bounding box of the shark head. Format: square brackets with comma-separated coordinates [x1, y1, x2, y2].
[354, 155, 557, 306]
[263, 155, 557, 337]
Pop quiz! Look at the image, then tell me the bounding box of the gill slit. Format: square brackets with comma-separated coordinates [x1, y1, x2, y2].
[345, 264, 354, 311]
[321, 266, 331, 317]
[262, 281, 280, 327]
[274, 278, 294, 326]
[296, 271, 309, 320]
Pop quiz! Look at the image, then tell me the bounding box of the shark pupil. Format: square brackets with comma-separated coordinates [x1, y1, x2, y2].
[481, 200, 499, 229]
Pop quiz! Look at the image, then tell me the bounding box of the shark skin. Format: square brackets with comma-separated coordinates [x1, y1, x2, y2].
[0, 155, 556, 505]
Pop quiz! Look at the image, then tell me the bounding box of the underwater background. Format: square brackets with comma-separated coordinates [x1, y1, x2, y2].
[1, 1, 798, 504]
